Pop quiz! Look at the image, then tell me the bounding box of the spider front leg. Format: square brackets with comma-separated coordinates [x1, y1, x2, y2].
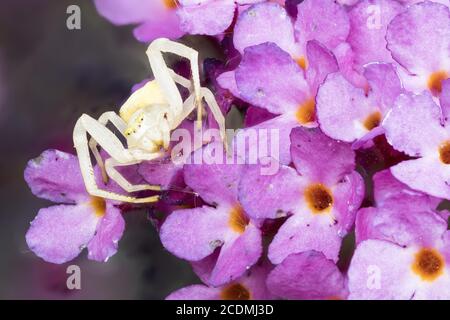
[88, 111, 127, 183]
[146, 38, 202, 126]
[73, 114, 160, 203]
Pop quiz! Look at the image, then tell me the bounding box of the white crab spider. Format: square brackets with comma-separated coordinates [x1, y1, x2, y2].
[73, 38, 227, 204]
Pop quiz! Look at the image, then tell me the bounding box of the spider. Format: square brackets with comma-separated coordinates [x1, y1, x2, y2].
[73, 38, 227, 204]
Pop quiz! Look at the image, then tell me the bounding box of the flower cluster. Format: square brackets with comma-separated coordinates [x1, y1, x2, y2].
[25, 0, 450, 299]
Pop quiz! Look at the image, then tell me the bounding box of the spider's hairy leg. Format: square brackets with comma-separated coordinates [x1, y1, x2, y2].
[88, 111, 127, 184]
[146, 38, 202, 126]
[73, 114, 159, 203]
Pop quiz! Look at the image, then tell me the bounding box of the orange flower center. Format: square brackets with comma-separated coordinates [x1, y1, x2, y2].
[162, 0, 178, 9]
[439, 141, 450, 165]
[220, 283, 251, 300]
[296, 98, 316, 124]
[428, 70, 449, 96]
[412, 248, 444, 282]
[304, 183, 333, 213]
[296, 56, 308, 71]
[363, 111, 382, 131]
[90, 196, 106, 217]
[229, 204, 249, 233]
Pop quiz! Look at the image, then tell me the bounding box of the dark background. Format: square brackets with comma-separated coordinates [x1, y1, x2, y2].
[0, 0, 205, 299]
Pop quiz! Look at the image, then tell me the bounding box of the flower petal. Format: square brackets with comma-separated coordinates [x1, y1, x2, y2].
[171, 262, 274, 300]
[235, 42, 309, 114]
[191, 250, 221, 284]
[166, 285, 221, 300]
[347, 0, 404, 67]
[184, 143, 242, 206]
[364, 63, 403, 114]
[290, 127, 355, 185]
[267, 251, 347, 299]
[87, 204, 125, 262]
[244, 106, 276, 127]
[348, 239, 415, 300]
[332, 42, 369, 89]
[356, 205, 447, 248]
[133, 14, 184, 42]
[26, 204, 99, 264]
[94, 0, 167, 25]
[372, 169, 440, 210]
[239, 262, 275, 300]
[305, 40, 339, 96]
[441, 79, 450, 122]
[24, 149, 87, 203]
[268, 214, 342, 264]
[233, 3, 298, 56]
[295, 0, 350, 50]
[177, 0, 235, 36]
[236, 114, 299, 166]
[159, 206, 229, 261]
[332, 171, 365, 234]
[239, 164, 305, 220]
[386, 2, 450, 75]
[316, 72, 375, 143]
[217, 71, 241, 99]
[383, 92, 448, 157]
[391, 157, 450, 200]
[138, 158, 184, 189]
[209, 224, 262, 286]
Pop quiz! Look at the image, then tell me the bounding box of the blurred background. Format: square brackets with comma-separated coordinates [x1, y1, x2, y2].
[0, 0, 208, 299]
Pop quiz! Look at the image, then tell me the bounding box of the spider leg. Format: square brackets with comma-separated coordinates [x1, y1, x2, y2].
[200, 87, 229, 154]
[88, 111, 127, 183]
[105, 157, 162, 193]
[146, 38, 201, 125]
[171, 89, 228, 153]
[171, 93, 196, 129]
[73, 114, 159, 203]
[168, 68, 192, 91]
